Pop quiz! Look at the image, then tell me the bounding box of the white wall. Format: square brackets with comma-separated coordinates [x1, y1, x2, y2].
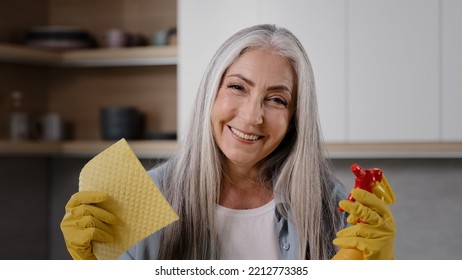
[443, 0, 462, 140]
[178, 0, 462, 142]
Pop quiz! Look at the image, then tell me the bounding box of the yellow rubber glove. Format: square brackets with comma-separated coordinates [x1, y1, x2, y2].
[333, 188, 396, 260]
[60, 191, 117, 260]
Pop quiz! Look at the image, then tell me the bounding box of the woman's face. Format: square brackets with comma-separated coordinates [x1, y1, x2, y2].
[211, 48, 296, 171]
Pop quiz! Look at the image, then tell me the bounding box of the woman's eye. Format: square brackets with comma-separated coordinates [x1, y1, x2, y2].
[268, 97, 288, 108]
[228, 84, 245, 91]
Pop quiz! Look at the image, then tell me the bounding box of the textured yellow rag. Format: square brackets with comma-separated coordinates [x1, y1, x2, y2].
[79, 138, 178, 259]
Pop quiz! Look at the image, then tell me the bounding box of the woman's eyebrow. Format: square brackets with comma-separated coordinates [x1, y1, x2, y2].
[226, 74, 254, 86]
[267, 85, 292, 95]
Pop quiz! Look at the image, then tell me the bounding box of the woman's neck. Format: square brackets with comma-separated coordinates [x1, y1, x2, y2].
[219, 164, 273, 210]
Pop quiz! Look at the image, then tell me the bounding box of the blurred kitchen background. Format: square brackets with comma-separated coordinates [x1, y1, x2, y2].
[0, 0, 461, 259]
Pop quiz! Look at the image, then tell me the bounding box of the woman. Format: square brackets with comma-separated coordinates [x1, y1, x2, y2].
[61, 24, 395, 260]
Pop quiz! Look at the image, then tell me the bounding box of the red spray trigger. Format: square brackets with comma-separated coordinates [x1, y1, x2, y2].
[338, 163, 383, 212]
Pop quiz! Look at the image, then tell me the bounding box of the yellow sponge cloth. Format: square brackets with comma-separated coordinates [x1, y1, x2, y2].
[79, 138, 179, 259]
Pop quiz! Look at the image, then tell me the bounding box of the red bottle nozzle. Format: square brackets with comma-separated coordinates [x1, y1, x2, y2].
[351, 164, 374, 194]
[351, 163, 366, 178]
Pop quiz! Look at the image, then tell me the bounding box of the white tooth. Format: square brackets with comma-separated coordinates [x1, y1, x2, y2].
[231, 127, 258, 141]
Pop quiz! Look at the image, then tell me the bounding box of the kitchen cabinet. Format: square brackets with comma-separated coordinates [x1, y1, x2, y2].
[2, 0, 461, 157]
[179, 0, 461, 150]
[0, 156, 49, 259]
[442, 0, 462, 141]
[348, 0, 440, 142]
[0, 0, 178, 260]
[0, 0, 177, 155]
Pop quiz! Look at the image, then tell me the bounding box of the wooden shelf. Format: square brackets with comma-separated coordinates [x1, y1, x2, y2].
[0, 43, 60, 65]
[0, 43, 177, 67]
[2, 140, 462, 159]
[0, 141, 60, 155]
[61, 140, 177, 158]
[0, 140, 177, 158]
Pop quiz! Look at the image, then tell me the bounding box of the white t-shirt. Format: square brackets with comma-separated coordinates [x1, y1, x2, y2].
[215, 200, 282, 260]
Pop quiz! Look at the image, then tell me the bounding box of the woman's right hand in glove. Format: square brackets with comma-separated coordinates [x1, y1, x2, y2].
[60, 191, 117, 260]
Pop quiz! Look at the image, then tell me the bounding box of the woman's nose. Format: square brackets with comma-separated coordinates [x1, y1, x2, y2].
[240, 97, 264, 125]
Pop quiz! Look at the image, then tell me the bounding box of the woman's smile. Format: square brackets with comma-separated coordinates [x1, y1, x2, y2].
[228, 125, 262, 142]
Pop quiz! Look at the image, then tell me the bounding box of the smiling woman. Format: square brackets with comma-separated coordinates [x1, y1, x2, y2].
[61, 24, 397, 260]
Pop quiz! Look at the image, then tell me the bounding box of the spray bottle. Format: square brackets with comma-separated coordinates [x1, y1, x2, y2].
[332, 163, 396, 260]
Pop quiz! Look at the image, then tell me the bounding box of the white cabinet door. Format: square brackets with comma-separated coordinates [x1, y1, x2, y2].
[348, 0, 440, 141]
[178, 0, 346, 141]
[443, 0, 462, 141]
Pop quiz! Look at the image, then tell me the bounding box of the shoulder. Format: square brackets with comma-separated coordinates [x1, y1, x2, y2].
[147, 161, 172, 191]
[118, 231, 162, 260]
[327, 177, 347, 204]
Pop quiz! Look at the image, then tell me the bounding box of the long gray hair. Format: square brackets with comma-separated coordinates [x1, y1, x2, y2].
[157, 24, 344, 259]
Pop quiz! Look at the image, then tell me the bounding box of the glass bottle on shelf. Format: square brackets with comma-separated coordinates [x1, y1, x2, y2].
[9, 90, 29, 141]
